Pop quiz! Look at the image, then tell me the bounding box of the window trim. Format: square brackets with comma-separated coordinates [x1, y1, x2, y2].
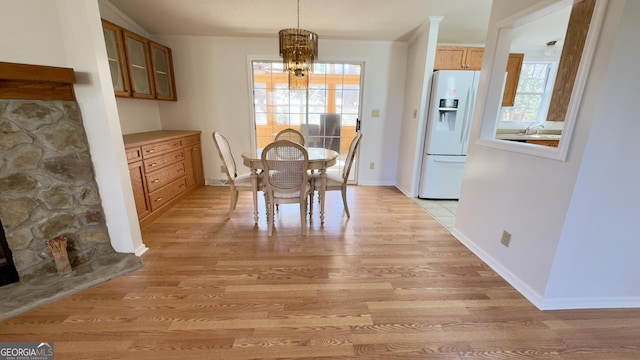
[499, 61, 558, 128]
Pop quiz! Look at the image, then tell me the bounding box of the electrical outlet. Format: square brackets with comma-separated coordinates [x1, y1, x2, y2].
[369, 162, 375, 169]
[501, 230, 511, 247]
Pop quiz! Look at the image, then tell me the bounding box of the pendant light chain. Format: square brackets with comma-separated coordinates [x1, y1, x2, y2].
[297, 0, 300, 30]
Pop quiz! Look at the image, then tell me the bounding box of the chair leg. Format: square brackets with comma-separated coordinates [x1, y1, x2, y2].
[268, 196, 274, 236]
[308, 177, 315, 216]
[342, 186, 350, 218]
[228, 187, 238, 218]
[263, 192, 269, 222]
[300, 199, 307, 235]
[252, 188, 259, 225]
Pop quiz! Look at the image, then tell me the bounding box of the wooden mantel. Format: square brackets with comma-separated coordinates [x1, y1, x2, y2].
[0, 62, 76, 101]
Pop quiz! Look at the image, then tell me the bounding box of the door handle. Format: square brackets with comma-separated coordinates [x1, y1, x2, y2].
[434, 159, 466, 164]
[356, 118, 361, 132]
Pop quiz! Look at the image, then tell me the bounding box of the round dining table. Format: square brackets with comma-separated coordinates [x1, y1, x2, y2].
[241, 147, 339, 224]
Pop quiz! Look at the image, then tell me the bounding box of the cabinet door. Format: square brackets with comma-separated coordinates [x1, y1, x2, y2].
[150, 42, 177, 101]
[128, 160, 151, 219]
[502, 53, 524, 107]
[434, 47, 466, 70]
[101, 20, 130, 97]
[465, 47, 484, 70]
[184, 144, 204, 188]
[123, 30, 155, 99]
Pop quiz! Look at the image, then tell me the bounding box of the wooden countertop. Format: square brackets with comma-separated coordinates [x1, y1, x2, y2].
[123, 130, 202, 147]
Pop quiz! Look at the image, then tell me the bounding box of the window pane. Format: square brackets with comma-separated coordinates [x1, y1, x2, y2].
[252, 60, 362, 178]
[500, 62, 551, 123]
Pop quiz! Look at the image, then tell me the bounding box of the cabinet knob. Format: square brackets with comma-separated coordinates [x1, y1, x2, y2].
[149, 163, 157, 167]
[152, 179, 160, 183]
[154, 197, 163, 202]
[146, 149, 155, 153]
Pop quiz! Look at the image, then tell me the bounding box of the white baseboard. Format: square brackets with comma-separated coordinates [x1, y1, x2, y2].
[134, 244, 148, 256]
[539, 296, 640, 310]
[450, 228, 640, 310]
[356, 181, 396, 186]
[449, 228, 545, 309]
[205, 178, 228, 186]
[395, 183, 412, 197]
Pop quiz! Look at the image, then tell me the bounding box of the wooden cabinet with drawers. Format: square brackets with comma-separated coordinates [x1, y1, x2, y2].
[123, 130, 204, 227]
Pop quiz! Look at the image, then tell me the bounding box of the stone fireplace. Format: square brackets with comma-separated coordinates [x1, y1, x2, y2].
[0, 62, 142, 320]
[0, 218, 19, 287]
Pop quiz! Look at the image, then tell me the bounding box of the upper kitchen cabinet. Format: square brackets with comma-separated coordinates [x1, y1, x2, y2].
[101, 19, 177, 101]
[101, 19, 130, 97]
[150, 42, 177, 101]
[502, 53, 524, 107]
[434, 46, 484, 70]
[123, 30, 155, 99]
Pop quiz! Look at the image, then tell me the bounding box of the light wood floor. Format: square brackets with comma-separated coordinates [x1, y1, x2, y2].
[1, 186, 639, 359]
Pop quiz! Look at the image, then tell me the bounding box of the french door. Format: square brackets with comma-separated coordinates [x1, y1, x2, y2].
[251, 60, 362, 182]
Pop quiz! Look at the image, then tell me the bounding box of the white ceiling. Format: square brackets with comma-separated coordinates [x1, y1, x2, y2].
[106, 0, 494, 43]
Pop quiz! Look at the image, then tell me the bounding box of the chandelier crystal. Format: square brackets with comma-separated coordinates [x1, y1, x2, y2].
[278, 0, 318, 90]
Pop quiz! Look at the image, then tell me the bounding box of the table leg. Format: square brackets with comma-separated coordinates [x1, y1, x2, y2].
[250, 168, 259, 225]
[319, 168, 327, 224]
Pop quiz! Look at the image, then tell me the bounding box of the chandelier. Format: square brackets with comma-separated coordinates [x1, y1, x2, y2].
[278, 0, 318, 90]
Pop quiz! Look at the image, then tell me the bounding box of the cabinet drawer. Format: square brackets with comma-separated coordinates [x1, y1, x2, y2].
[143, 149, 184, 173]
[125, 147, 142, 163]
[148, 177, 187, 211]
[141, 139, 183, 158]
[182, 135, 200, 146]
[145, 162, 186, 192]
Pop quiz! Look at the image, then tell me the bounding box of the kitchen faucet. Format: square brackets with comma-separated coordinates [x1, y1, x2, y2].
[523, 122, 544, 135]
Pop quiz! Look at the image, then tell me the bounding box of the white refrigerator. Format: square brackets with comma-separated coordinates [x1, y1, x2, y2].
[418, 70, 479, 199]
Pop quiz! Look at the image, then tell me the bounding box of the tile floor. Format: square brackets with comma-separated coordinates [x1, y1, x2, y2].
[411, 198, 458, 230]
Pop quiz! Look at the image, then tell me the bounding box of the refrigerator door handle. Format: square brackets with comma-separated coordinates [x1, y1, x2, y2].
[434, 158, 466, 164]
[464, 88, 476, 146]
[460, 87, 472, 144]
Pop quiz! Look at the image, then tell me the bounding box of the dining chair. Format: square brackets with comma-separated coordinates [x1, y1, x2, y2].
[274, 128, 305, 146]
[261, 140, 310, 236]
[310, 133, 362, 218]
[212, 132, 261, 219]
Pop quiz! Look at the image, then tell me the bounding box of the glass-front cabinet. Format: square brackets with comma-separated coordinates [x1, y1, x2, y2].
[101, 19, 177, 101]
[101, 20, 130, 97]
[123, 30, 155, 99]
[150, 42, 176, 100]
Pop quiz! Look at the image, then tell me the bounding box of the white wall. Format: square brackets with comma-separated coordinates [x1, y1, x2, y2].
[543, 0, 640, 308]
[0, 0, 145, 254]
[454, 0, 638, 309]
[153, 35, 407, 186]
[395, 18, 441, 197]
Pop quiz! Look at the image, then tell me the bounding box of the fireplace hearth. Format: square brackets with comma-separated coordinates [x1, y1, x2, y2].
[0, 62, 142, 320]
